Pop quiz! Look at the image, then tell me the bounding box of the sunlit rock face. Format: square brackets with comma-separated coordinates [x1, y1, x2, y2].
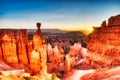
[87, 14, 120, 67]
[0, 29, 29, 69]
[1, 31, 19, 67]
[0, 23, 47, 75]
[46, 44, 65, 78]
[63, 14, 120, 80]
[80, 66, 120, 80]
[0, 23, 60, 80]
[66, 43, 83, 71]
[65, 43, 93, 71]
[30, 23, 47, 75]
[46, 42, 93, 78]
[17, 29, 29, 66]
[46, 42, 88, 78]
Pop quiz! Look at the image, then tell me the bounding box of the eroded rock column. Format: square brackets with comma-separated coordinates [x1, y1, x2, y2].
[1, 34, 18, 67]
[17, 29, 28, 65]
[30, 23, 47, 75]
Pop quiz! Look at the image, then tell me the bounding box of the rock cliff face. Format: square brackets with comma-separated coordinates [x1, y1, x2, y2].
[1, 34, 18, 67]
[0, 23, 47, 75]
[87, 14, 120, 67]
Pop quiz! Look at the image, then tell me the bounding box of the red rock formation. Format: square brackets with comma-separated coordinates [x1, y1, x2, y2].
[46, 44, 66, 77]
[27, 41, 33, 63]
[30, 23, 47, 75]
[108, 15, 120, 26]
[46, 44, 64, 64]
[65, 43, 85, 72]
[17, 40, 28, 65]
[30, 50, 41, 75]
[80, 66, 120, 80]
[46, 43, 54, 62]
[16, 29, 28, 65]
[0, 46, 2, 60]
[0, 23, 48, 75]
[1, 34, 18, 67]
[101, 20, 106, 27]
[87, 14, 120, 67]
[69, 43, 82, 57]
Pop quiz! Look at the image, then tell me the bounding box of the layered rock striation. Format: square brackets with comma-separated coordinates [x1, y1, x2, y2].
[87, 14, 120, 67]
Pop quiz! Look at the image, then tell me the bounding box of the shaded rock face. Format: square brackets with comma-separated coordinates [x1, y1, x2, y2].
[0, 23, 47, 75]
[108, 15, 120, 26]
[87, 14, 120, 68]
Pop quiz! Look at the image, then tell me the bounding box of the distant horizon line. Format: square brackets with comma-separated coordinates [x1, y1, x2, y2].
[0, 27, 91, 30]
[0, 28, 93, 35]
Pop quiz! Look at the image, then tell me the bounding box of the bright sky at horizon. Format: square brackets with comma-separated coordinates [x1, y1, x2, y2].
[0, 0, 120, 31]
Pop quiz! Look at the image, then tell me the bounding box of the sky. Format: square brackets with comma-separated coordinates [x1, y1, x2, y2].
[0, 0, 120, 32]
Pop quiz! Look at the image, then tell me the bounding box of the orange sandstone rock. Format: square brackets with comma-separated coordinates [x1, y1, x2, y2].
[17, 29, 28, 65]
[27, 41, 33, 63]
[0, 46, 2, 60]
[30, 23, 47, 75]
[17, 40, 28, 65]
[87, 14, 120, 67]
[1, 34, 18, 67]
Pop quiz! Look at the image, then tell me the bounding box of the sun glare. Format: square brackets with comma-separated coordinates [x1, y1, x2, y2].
[87, 28, 94, 33]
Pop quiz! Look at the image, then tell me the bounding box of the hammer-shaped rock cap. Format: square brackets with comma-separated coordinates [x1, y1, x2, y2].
[36, 23, 41, 29]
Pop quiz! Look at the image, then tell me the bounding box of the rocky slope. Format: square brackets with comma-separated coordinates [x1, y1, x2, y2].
[87, 14, 120, 67]
[63, 14, 120, 80]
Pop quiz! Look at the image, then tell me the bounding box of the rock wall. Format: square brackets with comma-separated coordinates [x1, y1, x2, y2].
[1, 32, 19, 67]
[0, 23, 47, 75]
[87, 14, 120, 67]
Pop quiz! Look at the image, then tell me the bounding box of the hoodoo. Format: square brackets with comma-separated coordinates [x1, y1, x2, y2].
[0, 23, 47, 75]
[30, 23, 47, 75]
